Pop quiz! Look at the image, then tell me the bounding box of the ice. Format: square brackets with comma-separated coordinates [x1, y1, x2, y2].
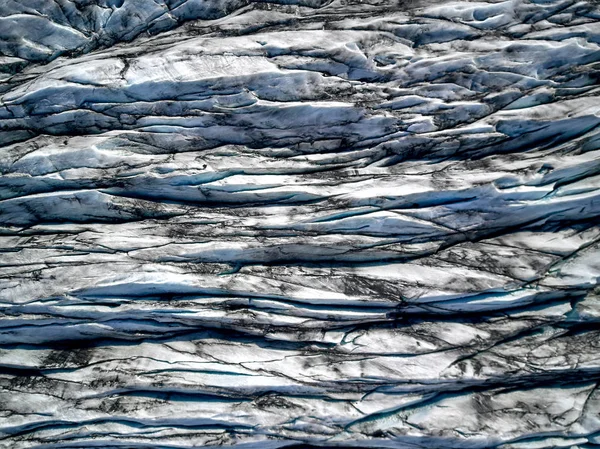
[1, 0, 599, 447]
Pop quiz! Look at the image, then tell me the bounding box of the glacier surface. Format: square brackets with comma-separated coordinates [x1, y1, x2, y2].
[1, 0, 600, 448]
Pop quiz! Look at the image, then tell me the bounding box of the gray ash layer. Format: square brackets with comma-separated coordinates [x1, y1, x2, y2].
[1, 0, 600, 448]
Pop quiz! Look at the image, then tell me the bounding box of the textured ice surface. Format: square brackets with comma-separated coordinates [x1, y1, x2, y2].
[1, 0, 600, 448]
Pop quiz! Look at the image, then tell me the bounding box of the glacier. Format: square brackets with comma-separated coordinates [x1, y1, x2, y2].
[1, 0, 600, 448]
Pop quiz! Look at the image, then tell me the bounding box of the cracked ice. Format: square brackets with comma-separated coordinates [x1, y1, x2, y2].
[1, 0, 600, 448]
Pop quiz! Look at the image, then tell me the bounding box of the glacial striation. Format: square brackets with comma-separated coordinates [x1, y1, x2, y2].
[1, 0, 600, 447]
